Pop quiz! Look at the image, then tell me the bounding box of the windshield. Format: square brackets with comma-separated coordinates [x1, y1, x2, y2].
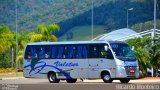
[110, 43, 136, 61]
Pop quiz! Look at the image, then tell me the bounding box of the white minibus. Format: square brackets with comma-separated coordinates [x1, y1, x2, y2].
[23, 40, 139, 83]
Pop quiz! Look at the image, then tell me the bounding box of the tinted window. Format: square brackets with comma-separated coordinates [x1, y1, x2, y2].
[41, 46, 51, 59]
[111, 43, 136, 61]
[31, 46, 39, 59]
[82, 45, 88, 58]
[63, 46, 68, 59]
[24, 45, 51, 59]
[77, 45, 82, 58]
[24, 45, 31, 59]
[51, 46, 57, 59]
[99, 44, 114, 59]
[68, 45, 77, 59]
[89, 45, 100, 58]
[24, 44, 90, 59]
[57, 46, 63, 59]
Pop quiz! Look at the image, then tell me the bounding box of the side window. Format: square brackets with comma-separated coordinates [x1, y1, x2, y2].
[63, 46, 68, 59]
[39, 45, 51, 59]
[57, 46, 63, 59]
[51, 46, 57, 59]
[44, 46, 51, 59]
[67, 45, 88, 59]
[77, 45, 82, 59]
[68, 46, 74, 59]
[100, 45, 106, 58]
[100, 45, 114, 59]
[82, 45, 88, 58]
[39, 46, 45, 59]
[89, 45, 99, 58]
[106, 49, 114, 59]
[24, 45, 31, 59]
[25, 45, 51, 59]
[31, 46, 38, 59]
[73, 46, 77, 58]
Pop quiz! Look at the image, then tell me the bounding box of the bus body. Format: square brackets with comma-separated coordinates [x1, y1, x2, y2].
[23, 40, 139, 83]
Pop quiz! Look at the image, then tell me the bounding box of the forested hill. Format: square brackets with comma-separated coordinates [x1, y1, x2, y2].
[0, 0, 160, 37]
[0, 0, 109, 31]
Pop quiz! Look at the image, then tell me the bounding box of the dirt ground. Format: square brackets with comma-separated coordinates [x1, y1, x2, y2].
[136, 77, 160, 80]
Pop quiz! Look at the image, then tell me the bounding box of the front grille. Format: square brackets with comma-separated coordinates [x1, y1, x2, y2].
[125, 66, 136, 76]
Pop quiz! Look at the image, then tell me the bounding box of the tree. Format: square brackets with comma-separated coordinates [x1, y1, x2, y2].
[30, 23, 60, 42]
[126, 36, 160, 76]
[17, 50, 23, 69]
[149, 38, 160, 76]
[104, 17, 116, 33]
[0, 26, 14, 68]
[14, 31, 30, 69]
[126, 37, 151, 74]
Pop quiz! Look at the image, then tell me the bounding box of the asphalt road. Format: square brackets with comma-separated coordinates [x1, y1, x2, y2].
[0, 79, 160, 90]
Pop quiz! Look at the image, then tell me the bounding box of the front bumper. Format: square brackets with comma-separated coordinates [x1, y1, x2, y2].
[116, 66, 139, 78]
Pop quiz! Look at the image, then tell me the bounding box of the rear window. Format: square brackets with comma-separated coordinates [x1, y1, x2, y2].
[24, 45, 31, 59]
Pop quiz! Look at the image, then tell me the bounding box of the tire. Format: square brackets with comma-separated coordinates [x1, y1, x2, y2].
[66, 79, 77, 83]
[48, 72, 60, 83]
[120, 78, 130, 83]
[102, 72, 113, 83]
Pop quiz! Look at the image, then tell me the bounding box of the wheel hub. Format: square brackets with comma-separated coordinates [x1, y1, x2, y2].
[104, 75, 110, 80]
[50, 74, 55, 81]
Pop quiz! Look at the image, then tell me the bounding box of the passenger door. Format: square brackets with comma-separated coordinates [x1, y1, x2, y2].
[88, 45, 101, 78]
[76, 45, 88, 78]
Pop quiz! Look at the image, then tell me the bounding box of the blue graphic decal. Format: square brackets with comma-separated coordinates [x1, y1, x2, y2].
[24, 61, 74, 79]
[54, 61, 78, 67]
[100, 60, 103, 63]
[124, 61, 137, 66]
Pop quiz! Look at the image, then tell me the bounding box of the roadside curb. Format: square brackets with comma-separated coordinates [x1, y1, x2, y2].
[0, 77, 25, 80]
[83, 79, 160, 83]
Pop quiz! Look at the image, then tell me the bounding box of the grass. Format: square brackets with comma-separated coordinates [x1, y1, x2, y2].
[59, 25, 106, 41]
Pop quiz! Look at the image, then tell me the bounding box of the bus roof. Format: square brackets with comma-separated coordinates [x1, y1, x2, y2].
[26, 40, 126, 46]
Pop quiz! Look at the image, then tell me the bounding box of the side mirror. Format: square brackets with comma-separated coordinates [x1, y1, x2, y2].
[131, 46, 134, 51]
[104, 45, 109, 51]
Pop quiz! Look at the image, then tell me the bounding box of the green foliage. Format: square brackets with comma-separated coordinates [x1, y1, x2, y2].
[126, 37, 160, 75]
[18, 32, 29, 50]
[0, 23, 59, 68]
[0, 26, 15, 68]
[131, 19, 160, 32]
[134, 47, 151, 73]
[17, 50, 23, 62]
[150, 38, 160, 70]
[31, 23, 59, 42]
[126, 37, 151, 74]
[1, 0, 159, 37]
[59, 25, 106, 41]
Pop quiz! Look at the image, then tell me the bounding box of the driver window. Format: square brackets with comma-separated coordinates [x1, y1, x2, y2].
[100, 45, 114, 59]
[106, 49, 114, 59]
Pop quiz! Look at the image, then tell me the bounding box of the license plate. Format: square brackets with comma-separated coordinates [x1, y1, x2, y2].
[130, 69, 135, 73]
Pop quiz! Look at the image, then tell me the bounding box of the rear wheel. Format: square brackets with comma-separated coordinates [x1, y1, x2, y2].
[120, 78, 130, 83]
[102, 72, 113, 83]
[66, 79, 77, 83]
[48, 72, 60, 83]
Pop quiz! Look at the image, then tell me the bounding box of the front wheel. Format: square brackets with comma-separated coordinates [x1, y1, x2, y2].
[48, 72, 60, 83]
[120, 78, 130, 83]
[102, 72, 113, 83]
[66, 79, 77, 83]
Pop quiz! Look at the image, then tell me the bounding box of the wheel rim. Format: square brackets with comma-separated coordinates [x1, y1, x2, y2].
[104, 75, 110, 80]
[49, 74, 55, 81]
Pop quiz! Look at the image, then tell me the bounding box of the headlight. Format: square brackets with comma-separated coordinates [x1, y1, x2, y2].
[121, 66, 125, 69]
